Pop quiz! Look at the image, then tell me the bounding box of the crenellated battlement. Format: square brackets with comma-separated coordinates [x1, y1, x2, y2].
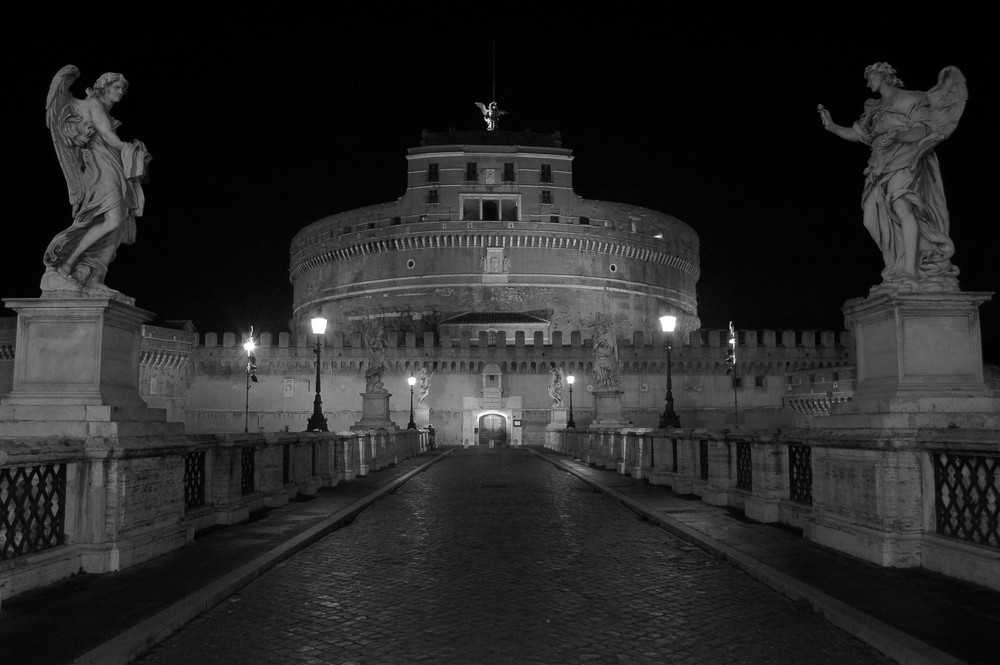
[176, 326, 853, 379]
[194, 327, 851, 352]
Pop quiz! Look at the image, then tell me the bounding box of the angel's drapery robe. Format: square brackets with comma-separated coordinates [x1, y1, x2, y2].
[42, 109, 148, 283]
[852, 88, 959, 288]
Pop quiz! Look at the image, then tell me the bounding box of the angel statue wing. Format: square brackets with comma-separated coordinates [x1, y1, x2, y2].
[475, 102, 489, 116]
[45, 65, 89, 212]
[925, 66, 968, 140]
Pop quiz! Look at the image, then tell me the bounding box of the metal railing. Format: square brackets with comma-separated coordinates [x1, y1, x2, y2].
[1, 464, 66, 560]
[934, 452, 999, 549]
[788, 444, 813, 505]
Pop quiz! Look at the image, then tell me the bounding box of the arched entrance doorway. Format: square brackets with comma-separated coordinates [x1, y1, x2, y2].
[478, 414, 507, 447]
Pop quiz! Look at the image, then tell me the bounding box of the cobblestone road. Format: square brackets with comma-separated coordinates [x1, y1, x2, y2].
[138, 448, 895, 664]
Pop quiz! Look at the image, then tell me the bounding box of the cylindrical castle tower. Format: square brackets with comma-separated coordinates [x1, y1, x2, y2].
[290, 130, 700, 340]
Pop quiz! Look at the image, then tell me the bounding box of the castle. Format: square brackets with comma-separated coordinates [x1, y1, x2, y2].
[2, 130, 856, 444]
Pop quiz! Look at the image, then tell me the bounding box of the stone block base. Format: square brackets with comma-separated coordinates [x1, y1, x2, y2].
[921, 534, 1000, 591]
[809, 518, 921, 568]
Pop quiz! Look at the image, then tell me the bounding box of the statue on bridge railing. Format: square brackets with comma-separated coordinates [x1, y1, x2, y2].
[548, 365, 564, 407]
[593, 315, 621, 392]
[41, 65, 151, 302]
[818, 63, 967, 294]
[360, 319, 387, 393]
[417, 367, 431, 406]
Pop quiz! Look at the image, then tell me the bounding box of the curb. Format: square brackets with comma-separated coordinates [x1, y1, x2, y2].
[72, 448, 453, 665]
[530, 448, 967, 665]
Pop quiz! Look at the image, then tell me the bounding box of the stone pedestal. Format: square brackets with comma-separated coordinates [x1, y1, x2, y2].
[413, 405, 430, 428]
[351, 391, 397, 430]
[0, 297, 182, 438]
[832, 291, 999, 425]
[845, 291, 991, 403]
[590, 390, 628, 429]
[548, 408, 568, 429]
[3, 297, 149, 407]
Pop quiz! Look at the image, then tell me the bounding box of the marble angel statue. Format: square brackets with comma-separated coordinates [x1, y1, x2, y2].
[41, 65, 151, 299]
[818, 63, 967, 293]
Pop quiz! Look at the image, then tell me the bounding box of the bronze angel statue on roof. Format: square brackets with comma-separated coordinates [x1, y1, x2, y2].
[818, 64, 967, 294]
[475, 101, 507, 131]
[41, 65, 151, 300]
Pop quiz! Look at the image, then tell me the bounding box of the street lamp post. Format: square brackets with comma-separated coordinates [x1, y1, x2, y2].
[658, 315, 681, 429]
[243, 333, 257, 433]
[566, 375, 576, 429]
[407, 374, 417, 429]
[306, 317, 329, 432]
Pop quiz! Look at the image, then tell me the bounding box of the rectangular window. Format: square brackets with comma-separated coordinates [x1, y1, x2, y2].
[482, 199, 499, 221]
[733, 377, 743, 389]
[540, 164, 552, 183]
[755, 376, 765, 388]
[501, 199, 518, 221]
[550, 215, 559, 223]
[465, 162, 478, 181]
[503, 162, 515, 182]
[540, 190, 553, 204]
[427, 163, 439, 182]
[463, 199, 480, 221]
[427, 190, 439, 204]
[579, 216, 590, 225]
[391, 216, 401, 226]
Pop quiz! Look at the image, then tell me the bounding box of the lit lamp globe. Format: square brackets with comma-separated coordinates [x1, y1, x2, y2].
[407, 374, 417, 430]
[306, 317, 329, 432]
[566, 374, 576, 429]
[658, 314, 680, 429]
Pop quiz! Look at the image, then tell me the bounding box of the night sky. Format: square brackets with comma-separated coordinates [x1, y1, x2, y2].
[4, 7, 998, 361]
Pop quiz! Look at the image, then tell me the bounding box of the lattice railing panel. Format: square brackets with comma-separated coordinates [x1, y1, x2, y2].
[184, 451, 206, 511]
[788, 444, 813, 505]
[241, 447, 255, 496]
[282, 444, 290, 485]
[1, 464, 67, 560]
[736, 442, 752, 491]
[935, 453, 999, 549]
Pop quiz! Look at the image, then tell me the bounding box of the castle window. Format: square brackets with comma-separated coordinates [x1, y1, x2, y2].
[540, 190, 553, 204]
[755, 376, 765, 388]
[540, 164, 552, 183]
[482, 199, 499, 220]
[733, 377, 744, 389]
[550, 215, 559, 223]
[579, 216, 590, 225]
[427, 163, 439, 182]
[391, 217, 401, 226]
[339, 226, 352, 235]
[503, 162, 515, 182]
[427, 189, 439, 204]
[461, 195, 520, 221]
[465, 162, 478, 181]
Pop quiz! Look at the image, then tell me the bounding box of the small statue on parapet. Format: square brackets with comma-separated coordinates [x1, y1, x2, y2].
[41, 65, 151, 301]
[818, 63, 967, 294]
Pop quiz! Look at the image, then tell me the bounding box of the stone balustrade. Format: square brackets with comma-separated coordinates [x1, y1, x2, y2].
[0, 428, 429, 604]
[544, 426, 1000, 591]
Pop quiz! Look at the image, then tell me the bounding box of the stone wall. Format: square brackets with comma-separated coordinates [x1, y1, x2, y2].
[113, 323, 854, 440]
